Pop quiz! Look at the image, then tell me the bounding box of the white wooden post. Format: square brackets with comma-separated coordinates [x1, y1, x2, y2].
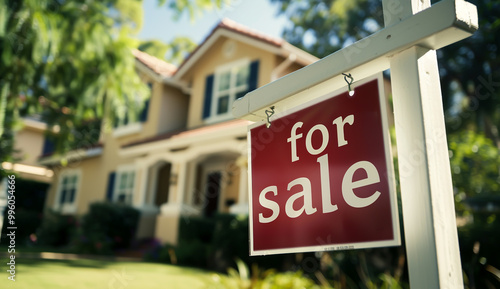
[233, 0, 478, 287]
[384, 1, 464, 288]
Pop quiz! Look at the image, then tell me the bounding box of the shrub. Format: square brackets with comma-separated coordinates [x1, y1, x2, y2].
[176, 239, 210, 267]
[158, 214, 294, 271]
[0, 178, 48, 245]
[178, 216, 215, 242]
[73, 202, 139, 254]
[36, 210, 77, 247]
[209, 214, 250, 271]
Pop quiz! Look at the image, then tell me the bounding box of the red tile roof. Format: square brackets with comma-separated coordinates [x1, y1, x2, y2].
[217, 18, 284, 47]
[132, 49, 177, 77]
[175, 18, 287, 76]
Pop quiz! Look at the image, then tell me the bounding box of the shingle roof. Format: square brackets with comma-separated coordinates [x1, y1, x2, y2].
[132, 49, 177, 77]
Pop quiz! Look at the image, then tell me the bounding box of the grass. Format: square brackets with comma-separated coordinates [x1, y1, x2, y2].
[1, 258, 217, 289]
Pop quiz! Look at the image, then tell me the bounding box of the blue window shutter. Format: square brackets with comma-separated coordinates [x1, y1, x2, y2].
[106, 172, 116, 202]
[203, 74, 214, 119]
[69, 189, 76, 203]
[59, 189, 66, 205]
[140, 83, 153, 122]
[42, 137, 56, 156]
[139, 99, 150, 122]
[248, 60, 259, 92]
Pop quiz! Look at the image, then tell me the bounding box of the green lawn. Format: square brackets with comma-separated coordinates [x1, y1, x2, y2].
[2, 258, 217, 289]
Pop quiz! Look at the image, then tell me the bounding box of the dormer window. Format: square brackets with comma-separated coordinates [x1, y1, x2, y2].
[203, 59, 259, 123]
[112, 83, 152, 137]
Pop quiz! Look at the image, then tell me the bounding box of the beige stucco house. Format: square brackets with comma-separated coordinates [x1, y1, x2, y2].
[41, 19, 319, 245]
[1, 117, 54, 183]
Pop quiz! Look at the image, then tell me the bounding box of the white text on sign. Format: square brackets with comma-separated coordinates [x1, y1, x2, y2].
[258, 115, 382, 223]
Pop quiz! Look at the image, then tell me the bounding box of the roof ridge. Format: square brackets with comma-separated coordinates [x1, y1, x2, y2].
[174, 18, 287, 77]
[217, 17, 284, 47]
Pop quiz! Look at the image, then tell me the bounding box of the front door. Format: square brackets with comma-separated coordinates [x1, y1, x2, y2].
[204, 171, 221, 217]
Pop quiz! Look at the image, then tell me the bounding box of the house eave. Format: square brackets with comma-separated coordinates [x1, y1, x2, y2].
[39, 147, 103, 166]
[119, 120, 251, 158]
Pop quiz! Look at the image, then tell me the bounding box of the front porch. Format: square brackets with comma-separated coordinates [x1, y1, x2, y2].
[124, 120, 250, 245]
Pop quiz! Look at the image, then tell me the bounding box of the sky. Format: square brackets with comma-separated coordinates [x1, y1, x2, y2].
[138, 0, 290, 46]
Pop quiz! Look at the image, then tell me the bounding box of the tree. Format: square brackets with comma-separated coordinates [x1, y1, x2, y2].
[270, 0, 500, 143]
[0, 0, 229, 166]
[139, 36, 196, 65]
[0, 0, 148, 163]
[271, 1, 500, 286]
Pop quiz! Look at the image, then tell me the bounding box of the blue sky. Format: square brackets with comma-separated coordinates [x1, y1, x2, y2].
[138, 0, 290, 46]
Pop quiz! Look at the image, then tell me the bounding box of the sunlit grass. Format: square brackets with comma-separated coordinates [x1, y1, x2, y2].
[2, 258, 215, 289]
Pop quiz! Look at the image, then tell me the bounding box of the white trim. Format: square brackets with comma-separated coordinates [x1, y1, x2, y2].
[134, 59, 190, 93]
[271, 53, 296, 81]
[114, 164, 137, 206]
[119, 121, 250, 158]
[112, 122, 143, 138]
[21, 117, 60, 133]
[160, 202, 200, 216]
[229, 203, 248, 214]
[39, 147, 103, 166]
[22, 118, 47, 131]
[1, 162, 53, 178]
[53, 168, 82, 214]
[205, 58, 251, 124]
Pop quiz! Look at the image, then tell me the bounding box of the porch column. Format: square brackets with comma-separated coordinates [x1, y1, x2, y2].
[156, 160, 189, 245]
[133, 160, 159, 239]
[230, 155, 249, 214]
[134, 160, 149, 208]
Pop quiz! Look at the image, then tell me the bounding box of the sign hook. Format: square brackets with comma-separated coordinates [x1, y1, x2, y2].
[342, 73, 355, 96]
[265, 106, 275, 128]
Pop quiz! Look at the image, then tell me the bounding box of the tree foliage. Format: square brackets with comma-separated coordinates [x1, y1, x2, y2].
[0, 0, 228, 162]
[271, 0, 500, 142]
[272, 1, 500, 286]
[139, 36, 196, 65]
[0, 0, 148, 155]
[159, 0, 231, 21]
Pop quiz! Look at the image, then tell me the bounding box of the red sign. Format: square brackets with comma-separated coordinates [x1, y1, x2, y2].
[248, 75, 400, 255]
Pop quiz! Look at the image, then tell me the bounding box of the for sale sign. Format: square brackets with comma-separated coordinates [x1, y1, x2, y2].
[248, 74, 400, 256]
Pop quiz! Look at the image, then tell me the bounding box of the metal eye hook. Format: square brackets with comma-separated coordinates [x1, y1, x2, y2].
[265, 106, 275, 128]
[342, 73, 355, 96]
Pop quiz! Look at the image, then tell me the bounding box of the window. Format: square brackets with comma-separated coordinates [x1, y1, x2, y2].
[203, 59, 259, 122]
[213, 61, 249, 118]
[112, 83, 152, 137]
[55, 169, 81, 214]
[114, 169, 136, 205]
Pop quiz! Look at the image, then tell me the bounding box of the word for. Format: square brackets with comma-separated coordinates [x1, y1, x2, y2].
[287, 115, 354, 162]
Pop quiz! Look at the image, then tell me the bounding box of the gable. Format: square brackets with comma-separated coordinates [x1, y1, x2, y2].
[174, 19, 318, 84]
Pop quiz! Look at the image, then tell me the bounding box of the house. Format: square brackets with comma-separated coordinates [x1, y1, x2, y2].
[40, 18, 319, 245]
[0, 116, 54, 240]
[1, 116, 54, 183]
